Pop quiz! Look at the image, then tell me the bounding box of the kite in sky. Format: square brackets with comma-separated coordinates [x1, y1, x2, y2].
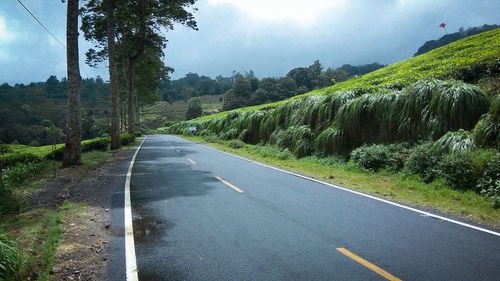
[439, 22, 447, 33]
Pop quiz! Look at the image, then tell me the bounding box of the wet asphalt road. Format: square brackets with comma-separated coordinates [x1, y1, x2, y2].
[127, 135, 500, 281]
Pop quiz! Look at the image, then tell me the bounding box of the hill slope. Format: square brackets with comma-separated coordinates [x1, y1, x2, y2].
[191, 27, 499, 122]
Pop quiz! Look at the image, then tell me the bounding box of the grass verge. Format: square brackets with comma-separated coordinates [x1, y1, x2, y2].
[181, 135, 500, 229]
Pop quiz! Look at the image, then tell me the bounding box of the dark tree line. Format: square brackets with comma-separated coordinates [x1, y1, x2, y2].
[222, 60, 386, 111]
[414, 24, 499, 57]
[159, 72, 235, 103]
[0, 76, 111, 145]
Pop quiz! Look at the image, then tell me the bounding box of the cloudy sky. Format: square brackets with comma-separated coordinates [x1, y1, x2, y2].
[0, 0, 499, 84]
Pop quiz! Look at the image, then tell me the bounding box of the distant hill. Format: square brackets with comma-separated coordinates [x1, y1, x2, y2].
[414, 24, 499, 56]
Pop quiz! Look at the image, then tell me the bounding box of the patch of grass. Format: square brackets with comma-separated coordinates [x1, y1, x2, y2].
[183, 135, 500, 228]
[0, 201, 87, 281]
[81, 151, 110, 169]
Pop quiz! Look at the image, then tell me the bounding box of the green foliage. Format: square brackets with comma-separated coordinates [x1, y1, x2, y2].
[438, 153, 478, 191]
[185, 97, 203, 120]
[1, 161, 49, 187]
[227, 139, 246, 149]
[478, 153, 500, 208]
[314, 127, 344, 156]
[0, 231, 23, 281]
[274, 126, 315, 158]
[81, 137, 110, 152]
[433, 129, 475, 154]
[473, 94, 500, 148]
[0, 153, 42, 171]
[0, 144, 13, 155]
[350, 144, 392, 172]
[404, 142, 442, 183]
[120, 133, 136, 146]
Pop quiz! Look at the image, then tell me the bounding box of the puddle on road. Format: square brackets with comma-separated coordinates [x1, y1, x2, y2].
[133, 207, 174, 244]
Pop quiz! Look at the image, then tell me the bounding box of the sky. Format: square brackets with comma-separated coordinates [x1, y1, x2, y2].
[0, 0, 499, 84]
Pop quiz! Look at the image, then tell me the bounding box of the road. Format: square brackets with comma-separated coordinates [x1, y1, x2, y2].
[124, 135, 499, 280]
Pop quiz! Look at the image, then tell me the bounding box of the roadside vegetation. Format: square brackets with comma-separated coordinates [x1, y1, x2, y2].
[158, 28, 500, 227]
[0, 134, 140, 280]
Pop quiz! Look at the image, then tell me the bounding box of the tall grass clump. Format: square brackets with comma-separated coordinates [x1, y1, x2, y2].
[0, 231, 23, 281]
[314, 127, 344, 156]
[473, 94, 500, 148]
[433, 129, 476, 154]
[335, 91, 401, 147]
[274, 126, 315, 158]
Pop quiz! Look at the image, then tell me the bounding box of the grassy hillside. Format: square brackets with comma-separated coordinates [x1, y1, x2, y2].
[194, 28, 499, 122]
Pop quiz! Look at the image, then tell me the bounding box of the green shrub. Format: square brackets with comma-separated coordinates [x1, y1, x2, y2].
[403, 142, 442, 183]
[81, 137, 110, 152]
[120, 133, 136, 146]
[350, 144, 392, 171]
[45, 146, 65, 161]
[1, 161, 49, 186]
[227, 139, 246, 149]
[0, 231, 23, 281]
[204, 135, 223, 143]
[478, 153, 500, 208]
[0, 153, 42, 170]
[0, 143, 12, 155]
[134, 132, 143, 137]
[438, 153, 479, 191]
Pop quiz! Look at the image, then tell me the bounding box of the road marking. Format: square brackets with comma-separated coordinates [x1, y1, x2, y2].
[124, 137, 146, 281]
[215, 176, 244, 193]
[187, 157, 196, 165]
[177, 138, 500, 237]
[337, 248, 402, 281]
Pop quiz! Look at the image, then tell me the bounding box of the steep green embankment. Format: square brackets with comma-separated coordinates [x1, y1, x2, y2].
[163, 28, 499, 148]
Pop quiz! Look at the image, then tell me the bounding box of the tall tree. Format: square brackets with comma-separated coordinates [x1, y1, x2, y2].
[106, 0, 121, 149]
[63, 0, 82, 166]
[82, 0, 198, 134]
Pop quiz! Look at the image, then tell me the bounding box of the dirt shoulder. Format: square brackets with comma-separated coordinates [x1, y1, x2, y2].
[25, 148, 133, 281]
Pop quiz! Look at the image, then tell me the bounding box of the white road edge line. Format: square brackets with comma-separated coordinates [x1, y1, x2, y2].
[172, 136, 500, 237]
[125, 136, 146, 281]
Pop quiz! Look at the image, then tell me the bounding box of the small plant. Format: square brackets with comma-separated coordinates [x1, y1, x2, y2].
[45, 125, 63, 177]
[227, 139, 245, 149]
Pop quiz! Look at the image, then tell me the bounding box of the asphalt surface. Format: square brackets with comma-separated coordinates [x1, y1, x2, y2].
[125, 135, 500, 281]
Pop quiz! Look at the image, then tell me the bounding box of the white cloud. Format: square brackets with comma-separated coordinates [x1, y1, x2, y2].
[208, 0, 346, 23]
[0, 16, 16, 42]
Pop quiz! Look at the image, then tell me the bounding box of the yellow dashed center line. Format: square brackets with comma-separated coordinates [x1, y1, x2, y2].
[215, 176, 244, 193]
[336, 248, 402, 281]
[187, 158, 196, 165]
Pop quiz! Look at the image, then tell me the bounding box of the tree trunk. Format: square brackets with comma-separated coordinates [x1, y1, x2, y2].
[106, 0, 120, 150]
[127, 61, 135, 134]
[134, 94, 139, 132]
[63, 0, 81, 167]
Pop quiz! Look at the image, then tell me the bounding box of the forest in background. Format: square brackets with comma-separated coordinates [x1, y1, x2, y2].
[0, 61, 384, 145]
